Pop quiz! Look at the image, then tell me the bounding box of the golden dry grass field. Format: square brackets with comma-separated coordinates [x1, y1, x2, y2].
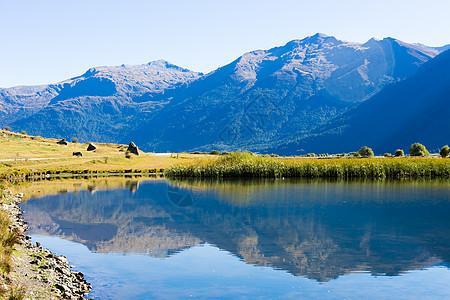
[0, 130, 214, 176]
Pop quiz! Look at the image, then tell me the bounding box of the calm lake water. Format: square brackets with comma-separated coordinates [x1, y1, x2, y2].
[20, 179, 450, 299]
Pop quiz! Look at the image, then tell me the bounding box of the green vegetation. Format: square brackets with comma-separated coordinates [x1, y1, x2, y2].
[0, 191, 23, 299]
[358, 146, 374, 158]
[209, 150, 221, 155]
[165, 151, 450, 179]
[0, 204, 19, 271]
[384, 153, 392, 157]
[395, 149, 405, 157]
[5, 287, 26, 300]
[440, 145, 450, 158]
[409, 143, 430, 157]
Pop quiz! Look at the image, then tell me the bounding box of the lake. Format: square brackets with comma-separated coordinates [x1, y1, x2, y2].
[20, 178, 450, 299]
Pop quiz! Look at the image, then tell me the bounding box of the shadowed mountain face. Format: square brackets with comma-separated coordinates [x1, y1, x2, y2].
[1, 34, 444, 151]
[21, 179, 450, 282]
[273, 49, 450, 155]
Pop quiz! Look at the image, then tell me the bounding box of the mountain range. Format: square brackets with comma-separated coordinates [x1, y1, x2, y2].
[271, 47, 450, 154]
[1, 33, 449, 154]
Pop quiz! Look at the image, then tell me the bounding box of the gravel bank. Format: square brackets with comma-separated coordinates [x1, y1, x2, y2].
[2, 190, 92, 299]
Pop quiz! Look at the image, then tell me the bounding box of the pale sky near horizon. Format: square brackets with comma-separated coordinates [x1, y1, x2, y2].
[1, 0, 449, 88]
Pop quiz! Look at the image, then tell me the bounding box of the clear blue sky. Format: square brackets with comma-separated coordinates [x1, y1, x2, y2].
[1, 0, 449, 88]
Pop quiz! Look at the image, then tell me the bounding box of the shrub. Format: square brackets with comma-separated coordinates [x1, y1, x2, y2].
[0, 209, 21, 275]
[384, 153, 392, 157]
[306, 153, 316, 157]
[3, 127, 10, 132]
[21, 130, 27, 135]
[395, 149, 404, 157]
[209, 150, 221, 155]
[351, 152, 361, 158]
[358, 146, 374, 158]
[270, 154, 279, 157]
[191, 151, 207, 155]
[440, 145, 450, 158]
[6, 286, 26, 300]
[410, 143, 430, 157]
[72, 138, 79, 143]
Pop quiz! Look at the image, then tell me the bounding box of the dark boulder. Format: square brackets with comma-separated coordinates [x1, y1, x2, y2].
[57, 139, 68, 145]
[87, 143, 98, 151]
[127, 142, 140, 156]
[73, 152, 82, 157]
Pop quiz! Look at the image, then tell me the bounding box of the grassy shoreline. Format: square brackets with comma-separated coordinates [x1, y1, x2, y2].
[0, 129, 215, 180]
[2, 129, 450, 181]
[165, 152, 450, 179]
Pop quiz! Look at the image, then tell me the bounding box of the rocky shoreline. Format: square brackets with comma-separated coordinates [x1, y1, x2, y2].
[2, 191, 92, 299]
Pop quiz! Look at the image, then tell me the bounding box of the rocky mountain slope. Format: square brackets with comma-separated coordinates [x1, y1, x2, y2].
[273, 49, 450, 155]
[125, 34, 442, 152]
[2, 34, 446, 152]
[4, 60, 201, 142]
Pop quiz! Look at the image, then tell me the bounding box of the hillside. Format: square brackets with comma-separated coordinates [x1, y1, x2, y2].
[3, 60, 201, 143]
[273, 49, 450, 155]
[0, 129, 213, 175]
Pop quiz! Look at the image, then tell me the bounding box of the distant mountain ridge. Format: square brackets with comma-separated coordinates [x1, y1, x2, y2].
[272, 48, 450, 155]
[2, 60, 201, 142]
[1, 34, 448, 152]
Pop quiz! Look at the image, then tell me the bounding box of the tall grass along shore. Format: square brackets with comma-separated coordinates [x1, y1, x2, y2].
[165, 152, 450, 179]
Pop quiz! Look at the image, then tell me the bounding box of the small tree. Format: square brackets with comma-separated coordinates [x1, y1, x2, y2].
[440, 145, 450, 158]
[395, 149, 404, 157]
[209, 150, 221, 155]
[21, 130, 27, 135]
[3, 127, 10, 132]
[72, 138, 79, 143]
[358, 146, 374, 158]
[384, 153, 392, 157]
[409, 143, 430, 157]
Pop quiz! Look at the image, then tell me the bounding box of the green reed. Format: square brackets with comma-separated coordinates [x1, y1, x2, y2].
[165, 152, 450, 179]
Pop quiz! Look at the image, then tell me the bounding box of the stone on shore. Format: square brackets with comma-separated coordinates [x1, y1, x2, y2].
[87, 143, 98, 151]
[127, 142, 140, 156]
[57, 139, 68, 145]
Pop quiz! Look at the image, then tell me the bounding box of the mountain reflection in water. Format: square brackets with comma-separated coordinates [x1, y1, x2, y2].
[21, 178, 450, 282]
